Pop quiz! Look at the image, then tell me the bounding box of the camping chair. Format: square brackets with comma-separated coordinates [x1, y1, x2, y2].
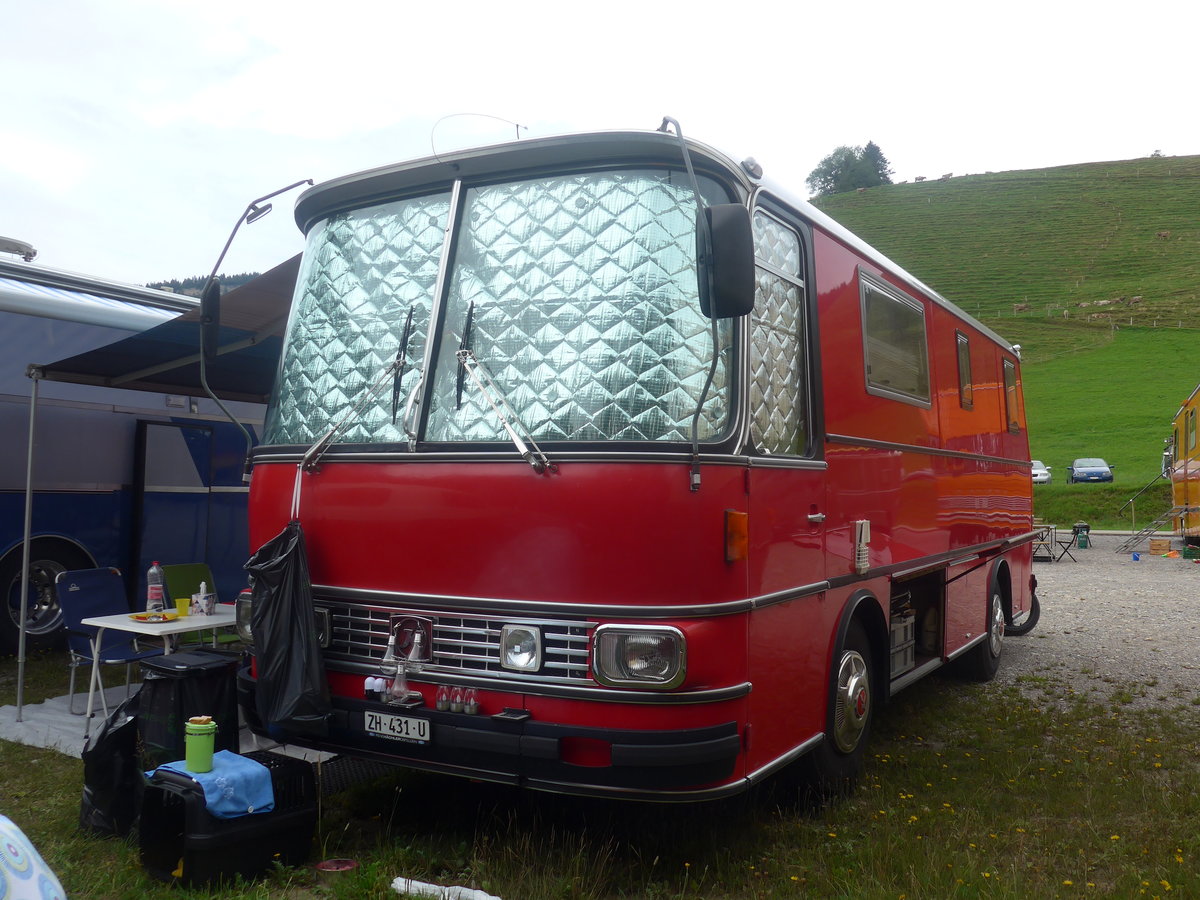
[162, 563, 236, 648]
[56, 567, 164, 716]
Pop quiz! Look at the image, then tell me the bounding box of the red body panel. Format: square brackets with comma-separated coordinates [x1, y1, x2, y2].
[251, 461, 747, 609]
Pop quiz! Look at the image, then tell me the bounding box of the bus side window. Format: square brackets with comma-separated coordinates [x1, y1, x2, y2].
[1002, 358, 1021, 433]
[860, 273, 930, 407]
[956, 331, 973, 410]
[749, 209, 809, 456]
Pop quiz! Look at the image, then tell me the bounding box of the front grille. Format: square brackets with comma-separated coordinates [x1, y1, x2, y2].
[318, 599, 595, 684]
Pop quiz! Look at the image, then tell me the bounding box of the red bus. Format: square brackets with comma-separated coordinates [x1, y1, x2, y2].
[236, 127, 1039, 800]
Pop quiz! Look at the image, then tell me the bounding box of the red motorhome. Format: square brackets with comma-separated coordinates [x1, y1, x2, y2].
[236, 127, 1039, 800]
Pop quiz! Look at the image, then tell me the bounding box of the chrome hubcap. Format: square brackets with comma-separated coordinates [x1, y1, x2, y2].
[988, 591, 1005, 657]
[833, 649, 870, 753]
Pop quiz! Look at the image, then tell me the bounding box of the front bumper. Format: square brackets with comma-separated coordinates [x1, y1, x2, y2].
[238, 668, 743, 799]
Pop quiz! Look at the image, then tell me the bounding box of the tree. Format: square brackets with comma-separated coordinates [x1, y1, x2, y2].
[806, 141, 895, 197]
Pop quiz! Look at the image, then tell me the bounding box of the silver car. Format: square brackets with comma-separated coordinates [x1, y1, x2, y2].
[1031, 460, 1052, 484]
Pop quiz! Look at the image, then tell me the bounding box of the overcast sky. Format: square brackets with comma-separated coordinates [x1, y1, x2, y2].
[2, 0, 1195, 287]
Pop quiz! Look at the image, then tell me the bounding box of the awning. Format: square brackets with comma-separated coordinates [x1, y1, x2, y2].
[32, 255, 300, 404]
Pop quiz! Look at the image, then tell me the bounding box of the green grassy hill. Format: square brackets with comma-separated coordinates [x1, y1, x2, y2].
[813, 155, 1200, 527]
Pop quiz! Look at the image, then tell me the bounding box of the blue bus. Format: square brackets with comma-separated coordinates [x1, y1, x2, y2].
[0, 259, 262, 653]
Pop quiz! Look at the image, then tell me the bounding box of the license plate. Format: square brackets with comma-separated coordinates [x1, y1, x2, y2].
[364, 711, 430, 744]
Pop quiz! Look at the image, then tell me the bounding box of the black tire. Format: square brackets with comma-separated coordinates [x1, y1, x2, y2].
[0, 539, 95, 655]
[1006, 590, 1040, 637]
[963, 579, 1005, 681]
[800, 619, 875, 800]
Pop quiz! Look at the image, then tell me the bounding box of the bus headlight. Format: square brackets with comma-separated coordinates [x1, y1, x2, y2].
[500, 624, 542, 672]
[592, 625, 686, 689]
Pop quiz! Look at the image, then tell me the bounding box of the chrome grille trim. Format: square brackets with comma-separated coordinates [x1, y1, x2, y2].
[317, 599, 596, 685]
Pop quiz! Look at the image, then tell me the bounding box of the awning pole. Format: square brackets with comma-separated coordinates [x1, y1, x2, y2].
[15, 371, 40, 722]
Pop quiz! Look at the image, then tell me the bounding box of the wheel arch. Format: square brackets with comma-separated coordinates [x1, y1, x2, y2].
[832, 589, 889, 704]
[991, 557, 1014, 624]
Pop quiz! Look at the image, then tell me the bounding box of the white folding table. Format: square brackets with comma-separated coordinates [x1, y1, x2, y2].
[80, 606, 237, 733]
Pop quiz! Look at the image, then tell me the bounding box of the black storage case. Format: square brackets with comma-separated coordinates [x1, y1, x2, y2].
[139, 750, 316, 886]
[138, 650, 240, 769]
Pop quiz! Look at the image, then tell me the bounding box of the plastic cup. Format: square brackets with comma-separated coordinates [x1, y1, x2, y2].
[175, 597, 190, 617]
[184, 719, 217, 773]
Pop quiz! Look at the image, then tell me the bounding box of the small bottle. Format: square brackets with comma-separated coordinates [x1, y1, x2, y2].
[146, 561, 165, 613]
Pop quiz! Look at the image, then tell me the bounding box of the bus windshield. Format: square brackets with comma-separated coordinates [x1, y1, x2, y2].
[263, 167, 734, 448]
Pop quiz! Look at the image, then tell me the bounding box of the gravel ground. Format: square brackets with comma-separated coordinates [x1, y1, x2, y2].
[997, 532, 1200, 709]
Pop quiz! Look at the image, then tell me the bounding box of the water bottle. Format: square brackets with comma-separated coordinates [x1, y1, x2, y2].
[146, 561, 165, 613]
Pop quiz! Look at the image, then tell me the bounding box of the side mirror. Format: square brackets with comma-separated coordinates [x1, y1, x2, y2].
[201, 278, 221, 365]
[698, 204, 755, 319]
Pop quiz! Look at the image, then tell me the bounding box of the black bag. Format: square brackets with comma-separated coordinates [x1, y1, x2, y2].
[244, 521, 330, 737]
[79, 692, 143, 837]
[138, 650, 240, 770]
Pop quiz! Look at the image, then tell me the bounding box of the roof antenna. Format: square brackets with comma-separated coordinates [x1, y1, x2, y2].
[431, 113, 527, 162]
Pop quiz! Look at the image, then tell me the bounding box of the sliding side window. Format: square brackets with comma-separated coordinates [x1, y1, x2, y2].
[861, 274, 929, 406]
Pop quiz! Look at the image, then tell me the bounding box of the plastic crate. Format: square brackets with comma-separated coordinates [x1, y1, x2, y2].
[890, 640, 916, 679]
[889, 613, 915, 650]
[139, 751, 316, 887]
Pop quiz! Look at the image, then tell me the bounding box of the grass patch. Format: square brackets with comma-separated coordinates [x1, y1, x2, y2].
[5, 653, 1200, 898]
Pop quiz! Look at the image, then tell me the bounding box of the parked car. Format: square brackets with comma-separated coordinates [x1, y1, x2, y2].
[1031, 460, 1052, 484]
[1068, 457, 1113, 483]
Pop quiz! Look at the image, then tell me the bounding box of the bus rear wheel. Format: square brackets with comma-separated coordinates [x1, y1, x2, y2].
[962, 582, 1005, 682]
[0, 540, 94, 655]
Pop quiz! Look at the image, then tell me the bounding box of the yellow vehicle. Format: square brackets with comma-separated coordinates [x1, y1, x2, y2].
[1169, 384, 1200, 544]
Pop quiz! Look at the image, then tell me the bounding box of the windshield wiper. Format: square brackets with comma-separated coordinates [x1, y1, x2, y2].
[391, 304, 417, 424]
[304, 309, 420, 472]
[455, 301, 475, 409]
[456, 345, 553, 475]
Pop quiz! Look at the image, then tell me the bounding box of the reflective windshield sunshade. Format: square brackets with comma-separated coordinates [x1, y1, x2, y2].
[264, 167, 733, 449]
[265, 192, 451, 445]
[426, 169, 731, 443]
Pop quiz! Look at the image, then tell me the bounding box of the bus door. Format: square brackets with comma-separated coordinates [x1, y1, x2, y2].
[742, 204, 829, 760]
[133, 421, 214, 599]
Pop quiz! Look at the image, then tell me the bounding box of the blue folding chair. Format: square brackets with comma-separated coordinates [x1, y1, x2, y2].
[56, 567, 164, 716]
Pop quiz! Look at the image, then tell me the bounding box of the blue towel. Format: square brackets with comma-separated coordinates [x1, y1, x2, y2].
[151, 750, 275, 819]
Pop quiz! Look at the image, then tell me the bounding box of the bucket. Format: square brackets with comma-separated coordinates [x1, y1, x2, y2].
[184, 718, 217, 773]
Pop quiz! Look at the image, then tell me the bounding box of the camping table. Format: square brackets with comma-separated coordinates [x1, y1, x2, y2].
[80, 606, 237, 734]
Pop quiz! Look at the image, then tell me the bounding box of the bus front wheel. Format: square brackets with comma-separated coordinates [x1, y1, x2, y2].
[0, 540, 94, 655]
[802, 619, 875, 799]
